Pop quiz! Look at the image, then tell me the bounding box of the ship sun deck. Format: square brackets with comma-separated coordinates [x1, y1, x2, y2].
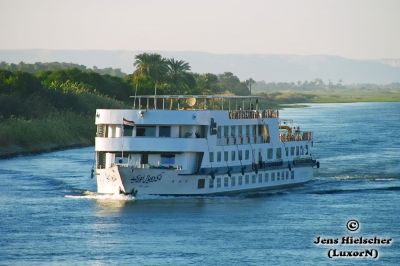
[130, 95, 263, 110]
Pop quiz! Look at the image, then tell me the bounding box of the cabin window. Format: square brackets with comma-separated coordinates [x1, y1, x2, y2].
[238, 176, 243, 185]
[276, 148, 282, 159]
[246, 125, 250, 136]
[231, 151, 236, 161]
[97, 152, 106, 169]
[224, 126, 229, 138]
[217, 152, 221, 162]
[252, 175, 256, 184]
[267, 148, 273, 159]
[231, 126, 236, 137]
[238, 125, 243, 136]
[231, 176, 236, 186]
[209, 152, 214, 162]
[217, 178, 221, 188]
[224, 151, 228, 162]
[97, 125, 106, 138]
[277, 172, 280, 180]
[136, 126, 156, 137]
[252, 125, 256, 136]
[224, 177, 229, 187]
[245, 175, 249, 184]
[305, 145, 309, 155]
[159, 126, 171, 137]
[271, 172, 275, 181]
[209, 178, 214, 188]
[245, 150, 250, 160]
[258, 174, 262, 183]
[123, 125, 133, 136]
[217, 126, 222, 138]
[291, 147, 295, 156]
[291, 171, 295, 179]
[264, 173, 269, 182]
[238, 150, 243, 160]
[285, 147, 289, 157]
[300, 146, 304, 155]
[296, 146, 300, 156]
[161, 154, 175, 164]
[286, 171, 289, 179]
[197, 179, 205, 189]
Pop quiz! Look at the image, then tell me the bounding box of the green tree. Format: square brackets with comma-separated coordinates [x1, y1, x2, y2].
[218, 72, 250, 96]
[133, 53, 168, 95]
[166, 58, 196, 94]
[245, 78, 255, 95]
[193, 73, 219, 94]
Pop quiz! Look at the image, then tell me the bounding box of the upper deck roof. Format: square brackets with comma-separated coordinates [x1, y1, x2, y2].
[129, 95, 264, 111]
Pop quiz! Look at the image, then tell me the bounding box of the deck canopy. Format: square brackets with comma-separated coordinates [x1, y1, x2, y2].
[129, 95, 264, 111]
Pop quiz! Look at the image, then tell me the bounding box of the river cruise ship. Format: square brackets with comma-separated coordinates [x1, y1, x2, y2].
[95, 95, 319, 196]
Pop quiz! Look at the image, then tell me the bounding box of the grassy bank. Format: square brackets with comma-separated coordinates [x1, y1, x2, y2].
[309, 89, 400, 103]
[258, 88, 400, 105]
[0, 112, 96, 158]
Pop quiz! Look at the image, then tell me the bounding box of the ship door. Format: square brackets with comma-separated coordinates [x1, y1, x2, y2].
[141, 153, 148, 165]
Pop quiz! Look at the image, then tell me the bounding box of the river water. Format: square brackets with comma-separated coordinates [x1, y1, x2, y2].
[0, 102, 399, 265]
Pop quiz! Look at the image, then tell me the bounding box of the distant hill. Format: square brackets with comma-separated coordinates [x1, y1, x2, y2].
[1, 49, 400, 84]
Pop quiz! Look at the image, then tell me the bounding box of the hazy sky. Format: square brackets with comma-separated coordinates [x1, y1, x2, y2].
[0, 0, 399, 59]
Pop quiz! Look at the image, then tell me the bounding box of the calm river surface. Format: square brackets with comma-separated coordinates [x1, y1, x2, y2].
[0, 102, 399, 265]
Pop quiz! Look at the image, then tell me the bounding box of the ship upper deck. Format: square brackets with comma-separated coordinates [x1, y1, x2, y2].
[131, 95, 262, 111]
[128, 95, 279, 120]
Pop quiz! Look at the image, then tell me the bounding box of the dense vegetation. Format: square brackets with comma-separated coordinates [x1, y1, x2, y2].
[0, 68, 127, 157]
[0, 54, 251, 157]
[0, 61, 126, 78]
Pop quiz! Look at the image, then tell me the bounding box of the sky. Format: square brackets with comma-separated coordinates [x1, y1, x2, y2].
[0, 0, 399, 59]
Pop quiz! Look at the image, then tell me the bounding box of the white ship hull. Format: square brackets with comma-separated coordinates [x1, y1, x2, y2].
[97, 164, 314, 196]
[94, 95, 319, 197]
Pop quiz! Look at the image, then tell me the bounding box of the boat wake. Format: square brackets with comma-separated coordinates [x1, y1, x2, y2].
[310, 185, 400, 195]
[65, 191, 135, 201]
[330, 174, 399, 181]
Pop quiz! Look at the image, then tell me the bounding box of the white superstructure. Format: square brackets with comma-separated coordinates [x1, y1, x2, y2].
[95, 95, 319, 197]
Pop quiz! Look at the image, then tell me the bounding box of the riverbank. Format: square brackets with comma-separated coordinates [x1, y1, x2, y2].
[0, 112, 94, 158]
[258, 88, 400, 105]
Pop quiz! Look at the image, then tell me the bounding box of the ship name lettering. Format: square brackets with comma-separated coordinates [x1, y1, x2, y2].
[131, 174, 162, 183]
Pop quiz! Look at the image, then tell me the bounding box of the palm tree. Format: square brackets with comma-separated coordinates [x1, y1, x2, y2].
[167, 58, 191, 75]
[166, 58, 194, 94]
[133, 53, 168, 95]
[245, 78, 255, 95]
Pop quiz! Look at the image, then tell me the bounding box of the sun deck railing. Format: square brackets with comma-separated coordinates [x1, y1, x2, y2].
[130, 95, 269, 111]
[280, 132, 312, 142]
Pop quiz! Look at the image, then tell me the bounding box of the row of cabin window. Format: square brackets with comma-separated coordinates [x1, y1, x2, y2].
[209, 145, 307, 163]
[216, 125, 264, 138]
[208, 171, 295, 189]
[123, 125, 171, 137]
